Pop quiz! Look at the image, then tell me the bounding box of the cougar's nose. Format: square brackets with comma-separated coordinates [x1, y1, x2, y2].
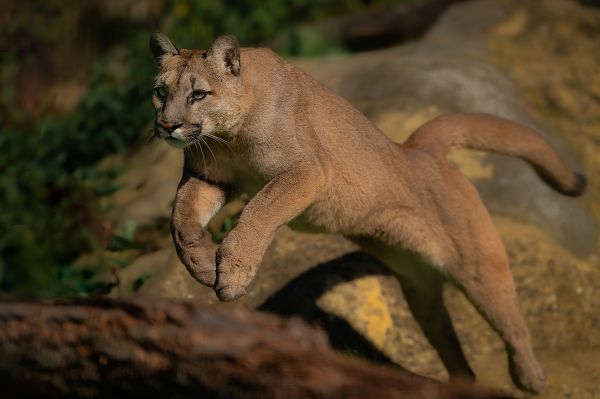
[158, 120, 183, 133]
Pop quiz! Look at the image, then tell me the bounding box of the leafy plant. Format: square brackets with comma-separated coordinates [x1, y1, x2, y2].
[0, 31, 155, 294]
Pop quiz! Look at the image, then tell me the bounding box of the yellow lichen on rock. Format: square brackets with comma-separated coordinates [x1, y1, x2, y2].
[489, 8, 528, 39]
[447, 149, 495, 181]
[318, 276, 393, 348]
[374, 106, 442, 144]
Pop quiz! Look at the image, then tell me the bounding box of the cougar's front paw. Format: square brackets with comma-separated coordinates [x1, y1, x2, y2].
[172, 225, 217, 287]
[181, 251, 217, 287]
[214, 245, 256, 302]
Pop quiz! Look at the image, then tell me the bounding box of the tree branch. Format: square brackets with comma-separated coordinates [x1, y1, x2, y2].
[0, 298, 504, 398]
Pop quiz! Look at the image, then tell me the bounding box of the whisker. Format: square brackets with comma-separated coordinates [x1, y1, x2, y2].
[195, 139, 207, 168]
[205, 133, 233, 152]
[201, 136, 217, 164]
[206, 133, 229, 146]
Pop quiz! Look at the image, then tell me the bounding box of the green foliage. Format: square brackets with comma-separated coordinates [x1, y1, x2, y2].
[54, 262, 116, 297]
[0, 30, 155, 295]
[210, 216, 238, 243]
[108, 221, 143, 251]
[162, 0, 400, 55]
[132, 273, 152, 293]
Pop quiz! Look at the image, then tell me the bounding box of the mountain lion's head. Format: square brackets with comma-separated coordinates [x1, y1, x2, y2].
[150, 32, 243, 149]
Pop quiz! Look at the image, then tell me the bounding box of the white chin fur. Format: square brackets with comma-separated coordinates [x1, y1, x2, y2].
[171, 128, 185, 140]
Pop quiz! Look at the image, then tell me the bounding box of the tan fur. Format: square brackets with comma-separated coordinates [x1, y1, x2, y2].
[149, 32, 587, 393]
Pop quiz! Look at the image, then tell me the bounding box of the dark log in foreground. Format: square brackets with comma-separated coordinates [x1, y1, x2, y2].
[0, 299, 503, 399]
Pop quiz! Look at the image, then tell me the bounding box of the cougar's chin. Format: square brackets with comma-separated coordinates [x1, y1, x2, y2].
[165, 136, 189, 149]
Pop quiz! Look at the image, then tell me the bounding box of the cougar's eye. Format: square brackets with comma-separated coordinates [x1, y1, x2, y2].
[190, 89, 209, 102]
[154, 85, 168, 100]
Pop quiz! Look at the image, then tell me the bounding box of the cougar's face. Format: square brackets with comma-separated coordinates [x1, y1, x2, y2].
[150, 34, 243, 149]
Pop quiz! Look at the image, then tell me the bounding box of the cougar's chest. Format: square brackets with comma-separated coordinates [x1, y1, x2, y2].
[184, 141, 263, 195]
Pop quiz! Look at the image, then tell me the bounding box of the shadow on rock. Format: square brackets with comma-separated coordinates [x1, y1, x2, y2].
[258, 251, 402, 367]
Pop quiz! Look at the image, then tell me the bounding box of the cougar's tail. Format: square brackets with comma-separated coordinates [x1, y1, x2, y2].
[403, 113, 586, 197]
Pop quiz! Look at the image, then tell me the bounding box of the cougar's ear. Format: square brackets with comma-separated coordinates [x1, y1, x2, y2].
[150, 31, 179, 66]
[207, 35, 240, 77]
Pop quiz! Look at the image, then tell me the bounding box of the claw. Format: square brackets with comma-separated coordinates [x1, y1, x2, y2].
[216, 285, 246, 302]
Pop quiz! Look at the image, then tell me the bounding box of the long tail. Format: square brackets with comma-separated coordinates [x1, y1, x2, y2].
[403, 113, 587, 197]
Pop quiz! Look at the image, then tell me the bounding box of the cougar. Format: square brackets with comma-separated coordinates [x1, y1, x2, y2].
[149, 32, 586, 393]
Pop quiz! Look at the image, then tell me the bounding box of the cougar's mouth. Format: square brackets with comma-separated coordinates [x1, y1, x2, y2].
[165, 126, 194, 148]
[154, 121, 205, 149]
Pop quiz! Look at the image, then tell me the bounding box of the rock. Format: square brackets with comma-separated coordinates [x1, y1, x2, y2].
[100, 140, 182, 231]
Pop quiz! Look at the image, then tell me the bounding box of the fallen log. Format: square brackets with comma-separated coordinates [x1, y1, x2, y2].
[0, 298, 503, 398]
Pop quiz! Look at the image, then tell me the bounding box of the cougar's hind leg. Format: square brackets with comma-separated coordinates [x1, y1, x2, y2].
[437, 177, 546, 393]
[443, 241, 546, 393]
[373, 246, 475, 381]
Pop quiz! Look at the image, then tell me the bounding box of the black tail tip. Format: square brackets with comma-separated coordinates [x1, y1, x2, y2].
[564, 172, 587, 197]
